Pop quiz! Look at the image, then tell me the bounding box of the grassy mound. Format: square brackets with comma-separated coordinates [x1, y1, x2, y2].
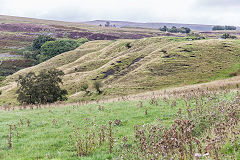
[0, 15, 168, 84]
[2, 37, 240, 104]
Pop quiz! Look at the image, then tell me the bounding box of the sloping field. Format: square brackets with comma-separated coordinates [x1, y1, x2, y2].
[1, 37, 240, 105]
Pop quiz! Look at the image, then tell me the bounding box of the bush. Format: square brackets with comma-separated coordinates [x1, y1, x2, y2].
[76, 38, 89, 45]
[125, 42, 132, 49]
[229, 70, 240, 77]
[93, 81, 103, 94]
[0, 76, 4, 82]
[23, 51, 34, 59]
[37, 39, 80, 63]
[221, 33, 237, 39]
[81, 83, 90, 95]
[32, 35, 56, 50]
[187, 32, 206, 40]
[16, 69, 68, 104]
[27, 36, 88, 64]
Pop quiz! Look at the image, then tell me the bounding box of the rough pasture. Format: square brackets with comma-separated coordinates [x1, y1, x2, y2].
[0, 88, 239, 159]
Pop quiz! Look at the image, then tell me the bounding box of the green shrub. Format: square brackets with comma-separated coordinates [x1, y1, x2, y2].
[27, 36, 88, 64]
[81, 83, 90, 95]
[187, 32, 206, 40]
[23, 51, 34, 59]
[32, 35, 56, 50]
[93, 81, 103, 94]
[221, 33, 237, 39]
[125, 42, 132, 49]
[37, 39, 79, 63]
[76, 38, 89, 45]
[229, 69, 240, 77]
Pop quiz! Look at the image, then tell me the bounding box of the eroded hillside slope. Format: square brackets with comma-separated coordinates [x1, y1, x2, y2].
[1, 37, 240, 104]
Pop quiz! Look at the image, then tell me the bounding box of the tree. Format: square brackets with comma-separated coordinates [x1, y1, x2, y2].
[169, 26, 178, 33]
[160, 26, 191, 34]
[225, 26, 236, 30]
[32, 35, 56, 50]
[184, 27, 191, 34]
[159, 26, 168, 32]
[16, 69, 68, 104]
[212, 25, 225, 31]
[105, 21, 110, 27]
[37, 39, 80, 63]
[212, 25, 237, 31]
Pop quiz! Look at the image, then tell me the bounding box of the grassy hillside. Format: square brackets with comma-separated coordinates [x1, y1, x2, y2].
[0, 88, 239, 159]
[1, 37, 240, 105]
[0, 15, 239, 80]
[0, 15, 170, 78]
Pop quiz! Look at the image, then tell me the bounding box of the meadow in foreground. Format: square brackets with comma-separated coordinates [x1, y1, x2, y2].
[0, 98, 184, 159]
[0, 88, 239, 160]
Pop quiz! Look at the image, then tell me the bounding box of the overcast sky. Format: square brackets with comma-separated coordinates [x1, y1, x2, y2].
[0, 0, 239, 25]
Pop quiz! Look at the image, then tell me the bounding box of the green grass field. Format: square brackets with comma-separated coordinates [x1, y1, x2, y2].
[0, 90, 239, 159]
[0, 99, 185, 159]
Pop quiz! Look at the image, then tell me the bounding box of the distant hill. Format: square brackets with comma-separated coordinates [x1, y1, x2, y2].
[84, 20, 239, 31]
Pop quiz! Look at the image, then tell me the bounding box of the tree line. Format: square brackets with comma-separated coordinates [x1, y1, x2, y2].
[159, 26, 191, 33]
[212, 25, 237, 31]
